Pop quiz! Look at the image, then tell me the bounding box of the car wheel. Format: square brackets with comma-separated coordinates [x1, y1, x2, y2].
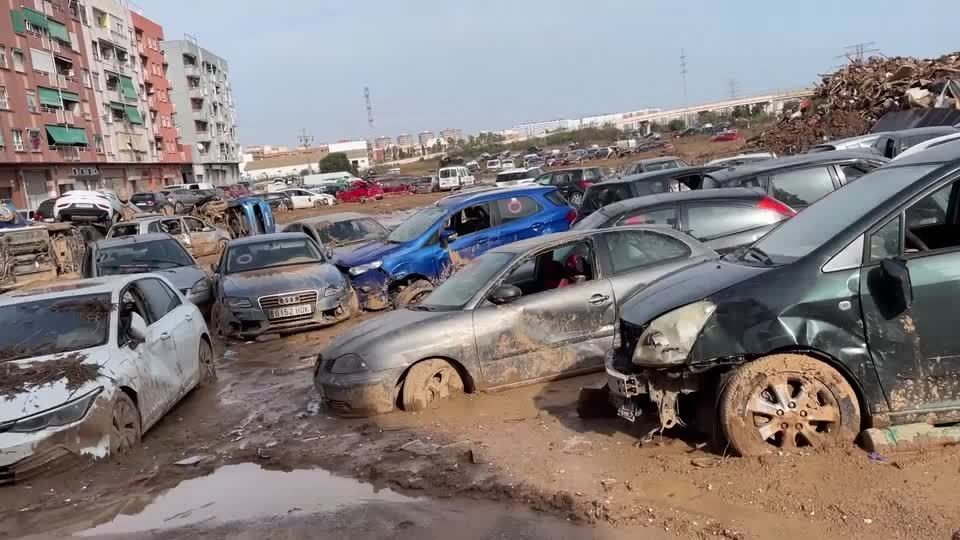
[174, 202, 184, 214]
[719, 354, 861, 455]
[394, 279, 433, 307]
[570, 192, 584, 206]
[313, 199, 323, 208]
[359, 196, 368, 204]
[401, 359, 465, 412]
[198, 338, 217, 385]
[278, 202, 289, 212]
[109, 392, 141, 455]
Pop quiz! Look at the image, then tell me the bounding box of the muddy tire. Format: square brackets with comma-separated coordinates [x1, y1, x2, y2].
[570, 192, 584, 207]
[109, 392, 141, 455]
[719, 354, 861, 456]
[198, 338, 217, 385]
[313, 199, 324, 208]
[394, 279, 433, 307]
[401, 359, 464, 412]
[174, 202, 184, 214]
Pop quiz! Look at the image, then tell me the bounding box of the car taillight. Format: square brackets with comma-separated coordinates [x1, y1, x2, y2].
[566, 208, 577, 224]
[579, 180, 593, 189]
[757, 196, 796, 217]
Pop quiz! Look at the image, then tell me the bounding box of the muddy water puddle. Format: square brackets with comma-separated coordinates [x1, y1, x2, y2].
[80, 463, 413, 536]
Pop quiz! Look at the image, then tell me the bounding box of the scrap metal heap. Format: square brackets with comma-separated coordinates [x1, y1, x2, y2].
[749, 51, 960, 154]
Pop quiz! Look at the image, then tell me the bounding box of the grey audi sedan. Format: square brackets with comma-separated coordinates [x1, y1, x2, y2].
[314, 226, 716, 416]
[212, 232, 358, 338]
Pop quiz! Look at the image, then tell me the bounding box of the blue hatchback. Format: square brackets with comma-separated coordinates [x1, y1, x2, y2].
[335, 185, 576, 308]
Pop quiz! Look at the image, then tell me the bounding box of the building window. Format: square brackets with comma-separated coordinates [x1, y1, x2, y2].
[94, 134, 104, 153]
[12, 49, 24, 72]
[91, 40, 99, 60]
[82, 68, 91, 87]
[92, 72, 101, 91]
[0, 132, 4, 149]
[27, 129, 42, 152]
[79, 3, 89, 25]
[11, 130, 24, 152]
[0, 46, 6, 69]
[0, 86, 8, 109]
[25, 90, 37, 113]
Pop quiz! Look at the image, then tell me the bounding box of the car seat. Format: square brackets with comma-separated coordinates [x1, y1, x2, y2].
[541, 259, 566, 290]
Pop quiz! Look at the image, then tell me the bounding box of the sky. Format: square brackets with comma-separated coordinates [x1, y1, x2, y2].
[140, 0, 960, 147]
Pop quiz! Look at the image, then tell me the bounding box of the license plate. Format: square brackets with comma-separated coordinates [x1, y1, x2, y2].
[75, 203, 93, 208]
[267, 304, 313, 319]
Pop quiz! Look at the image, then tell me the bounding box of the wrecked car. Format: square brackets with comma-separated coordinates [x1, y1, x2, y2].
[211, 232, 358, 339]
[225, 197, 276, 238]
[107, 215, 231, 257]
[333, 185, 576, 310]
[82, 233, 213, 306]
[315, 226, 716, 416]
[604, 139, 960, 455]
[0, 275, 215, 482]
[283, 213, 390, 252]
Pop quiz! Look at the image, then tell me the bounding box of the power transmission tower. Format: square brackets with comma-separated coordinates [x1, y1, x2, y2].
[728, 79, 739, 100]
[837, 42, 880, 64]
[296, 128, 314, 150]
[364, 86, 375, 129]
[680, 49, 688, 109]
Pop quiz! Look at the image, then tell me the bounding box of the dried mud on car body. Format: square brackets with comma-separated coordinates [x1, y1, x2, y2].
[0, 353, 101, 400]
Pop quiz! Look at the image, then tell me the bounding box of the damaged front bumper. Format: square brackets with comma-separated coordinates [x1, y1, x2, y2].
[219, 289, 356, 339]
[313, 355, 404, 416]
[348, 269, 393, 311]
[606, 351, 705, 430]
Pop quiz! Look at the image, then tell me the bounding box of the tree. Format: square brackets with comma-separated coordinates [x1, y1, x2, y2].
[667, 118, 687, 132]
[319, 152, 353, 174]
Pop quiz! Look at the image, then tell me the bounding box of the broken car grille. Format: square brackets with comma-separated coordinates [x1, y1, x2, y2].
[258, 290, 319, 322]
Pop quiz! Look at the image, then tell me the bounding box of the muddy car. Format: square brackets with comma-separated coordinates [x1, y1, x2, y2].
[107, 215, 231, 258]
[315, 226, 716, 416]
[0, 275, 215, 482]
[283, 213, 390, 252]
[211, 232, 358, 339]
[604, 140, 960, 455]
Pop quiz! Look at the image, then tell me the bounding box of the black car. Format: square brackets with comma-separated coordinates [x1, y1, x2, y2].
[573, 188, 795, 254]
[622, 156, 688, 175]
[259, 192, 294, 212]
[130, 192, 174, 214]
[604, 139, 960, 456]
[535, 167, 605, 207]
[702, 150, 888, 209]
[870, 126, 959, 159]
[579, 166, 718, 218]
[34, 198, 56, 221]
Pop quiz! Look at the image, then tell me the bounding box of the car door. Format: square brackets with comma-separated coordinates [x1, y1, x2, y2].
[765, 166, 840, 210]
[461, 167, 475, 187]
[860, 178, 960, 413]
[472, 239, 614, 387]
[141, 277, 200, 388]
[159, 217, 192, 252]
[183, 217, 216, 256]
[491, 195, 544, 245]
[442, 202, 498, 269]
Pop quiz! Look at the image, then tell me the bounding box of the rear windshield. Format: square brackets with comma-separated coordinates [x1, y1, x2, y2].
[0, 294, 112, 362]
[226, 238, 323, 274]
[497, 170, 537, 182]
[582, 183, 634, 212]
[644, 161, 680, 172]
[109, 224, 140, 238]
[97, 239, 195, 275]
[131, 193, 156, 203]
[750, 165, 938, 264]
[317, 218, 389, 246]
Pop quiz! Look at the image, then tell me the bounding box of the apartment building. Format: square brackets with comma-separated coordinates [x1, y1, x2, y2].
[162, 39, 240, 186]
[396, 133, 414, 147]
[439, 128, 463, 141]
[131, 10, 187, 187]
[417, 130, 433, 146]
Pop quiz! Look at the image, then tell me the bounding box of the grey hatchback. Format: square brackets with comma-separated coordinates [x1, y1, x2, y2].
[314, 226, 716, 416]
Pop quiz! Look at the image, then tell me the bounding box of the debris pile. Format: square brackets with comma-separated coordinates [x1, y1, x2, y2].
[749, 51, 960, 154]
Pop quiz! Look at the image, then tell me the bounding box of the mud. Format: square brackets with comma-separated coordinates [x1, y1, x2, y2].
[0, 353, 101, 399]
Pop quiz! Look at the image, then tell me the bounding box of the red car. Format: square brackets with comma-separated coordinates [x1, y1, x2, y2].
[711, 130, 740, 142]
[377, 178, 416, 197]
[336, 180, 385, 203]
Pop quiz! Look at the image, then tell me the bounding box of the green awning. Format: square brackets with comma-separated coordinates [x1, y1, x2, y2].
[37, 87, 62, 107]
[46, 125, 88, 146]
[10, 10, 25, 34]
[120, 76, 138, 101]
[47, 19, 69, 43]
[59, 90, 80, 102]
[124, 106, 143, 125]
[109, 101, 126, 111]
[23, 8, 48, 30]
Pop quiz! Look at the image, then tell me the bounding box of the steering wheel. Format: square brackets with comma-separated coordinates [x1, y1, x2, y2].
[905, 230, 930, 252]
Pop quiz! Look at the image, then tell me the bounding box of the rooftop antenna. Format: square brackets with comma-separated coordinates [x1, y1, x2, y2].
[680, 49, 689, 109]
[364, 86, 375, 130]
[297, 128, 314, 150]
[837, 42, 880, 63]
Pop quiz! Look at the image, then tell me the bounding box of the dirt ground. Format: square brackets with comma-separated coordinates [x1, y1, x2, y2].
[3, 316, 959, 539]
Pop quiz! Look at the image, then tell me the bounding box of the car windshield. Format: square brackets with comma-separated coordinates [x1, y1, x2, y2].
[97, 239, 195, 275]
[421, 252, 516, 309]
[746, 164, 938, 265]
[0, 294, 112, 362]
[386, 205, 447, 243]
[225, 238, 323, 274]
[316, 218, 389, 246]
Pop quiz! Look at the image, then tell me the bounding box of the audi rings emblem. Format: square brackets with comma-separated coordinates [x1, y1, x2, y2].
[277, 296, 301, 305]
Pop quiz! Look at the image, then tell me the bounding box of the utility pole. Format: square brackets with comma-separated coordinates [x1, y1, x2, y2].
[837, 42, 880, 64]
[296, 128, 314, 150]
[728, 79, 739, 100]
[364, 86, 375, 129]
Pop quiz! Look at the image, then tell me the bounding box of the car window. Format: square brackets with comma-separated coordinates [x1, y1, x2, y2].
[553, 172, 572, 185]
[869, 216, 902, 262]
[184, 217, 205, 232]
[147, 221, 160, 233]
[495, 196, 540, 223]
[617, 207, 678, 227]
[544, 191, 567, 207]
[502, 241, 596, 297]
[769, 167, 835, 207]
[686, 205, 785, 240]
[447, 203, 492, 237]
[668, 178, 692, 192]
[317, 217, 389, 246]
[645, 161, 678, 172]
[601, 230, 691, 274]
[160, 218, 183, 235]
[96, 238, 195, 275]
[535, 173, 552, 185]
[136, 278, 181, 324]
[905, 181, 952, 229]
[110, 224, 140, 237]
[423, 251, 515, 309]
[584, 169, 600, 181]
[582, 183, 633, 211]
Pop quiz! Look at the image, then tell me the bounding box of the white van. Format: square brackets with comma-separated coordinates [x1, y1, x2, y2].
[486, 159, 502, 171]
[437, 166, 475, 191]
[165, 182, 214, 191]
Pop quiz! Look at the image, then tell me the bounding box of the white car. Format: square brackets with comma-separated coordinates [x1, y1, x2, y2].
[282, 188, 337, 209]
[494, 167, 544, 187]
[892, 132, 960, 161]
[485, 159, 502, 171]
[501, 159, 516, 169]
[53, 190, 125, 223]
[437, 166, 475, 191]
[0, 275, 215, 479]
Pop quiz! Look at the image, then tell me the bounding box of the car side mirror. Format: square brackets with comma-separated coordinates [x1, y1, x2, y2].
[325, 248, 334, 259]
[128, 313, 148, 342]
[880, 257, 913, 309]
[439, 229, 459, 248]
[489, 284, 522, 305]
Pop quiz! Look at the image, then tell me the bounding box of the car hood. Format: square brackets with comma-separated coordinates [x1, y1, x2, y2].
[221, 262, 345, 299]
[620, 258, 771, 326]
[325, 307, 453, 360]
[0, 348, 115, 422]
[332, 239, 411, 268]
[153, 265, 208, 292]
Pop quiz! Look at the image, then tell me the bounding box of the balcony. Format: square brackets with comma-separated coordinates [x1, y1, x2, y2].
[195, 130, 211, 141]
[184, 65, 199, 77]
[52, 145, 83, 161]
[188, 87, 206, 99]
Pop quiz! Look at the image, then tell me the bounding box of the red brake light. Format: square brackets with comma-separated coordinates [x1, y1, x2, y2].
[757, 196, 796, 217]
[579, 180, 593, 189]
[566, 209, 577, 224]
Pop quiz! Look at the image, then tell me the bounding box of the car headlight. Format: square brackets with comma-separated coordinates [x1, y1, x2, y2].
[224, 296, 252, 308]
[190, 278, 210, 295]
[632, 300, 716, 367]
[349, 260, 383, 276]
[5, 387, 103, 433]
[329, 354, 369, 374]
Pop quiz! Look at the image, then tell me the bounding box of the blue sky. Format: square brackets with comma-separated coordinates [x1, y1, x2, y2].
[141, 0, 960, 146]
